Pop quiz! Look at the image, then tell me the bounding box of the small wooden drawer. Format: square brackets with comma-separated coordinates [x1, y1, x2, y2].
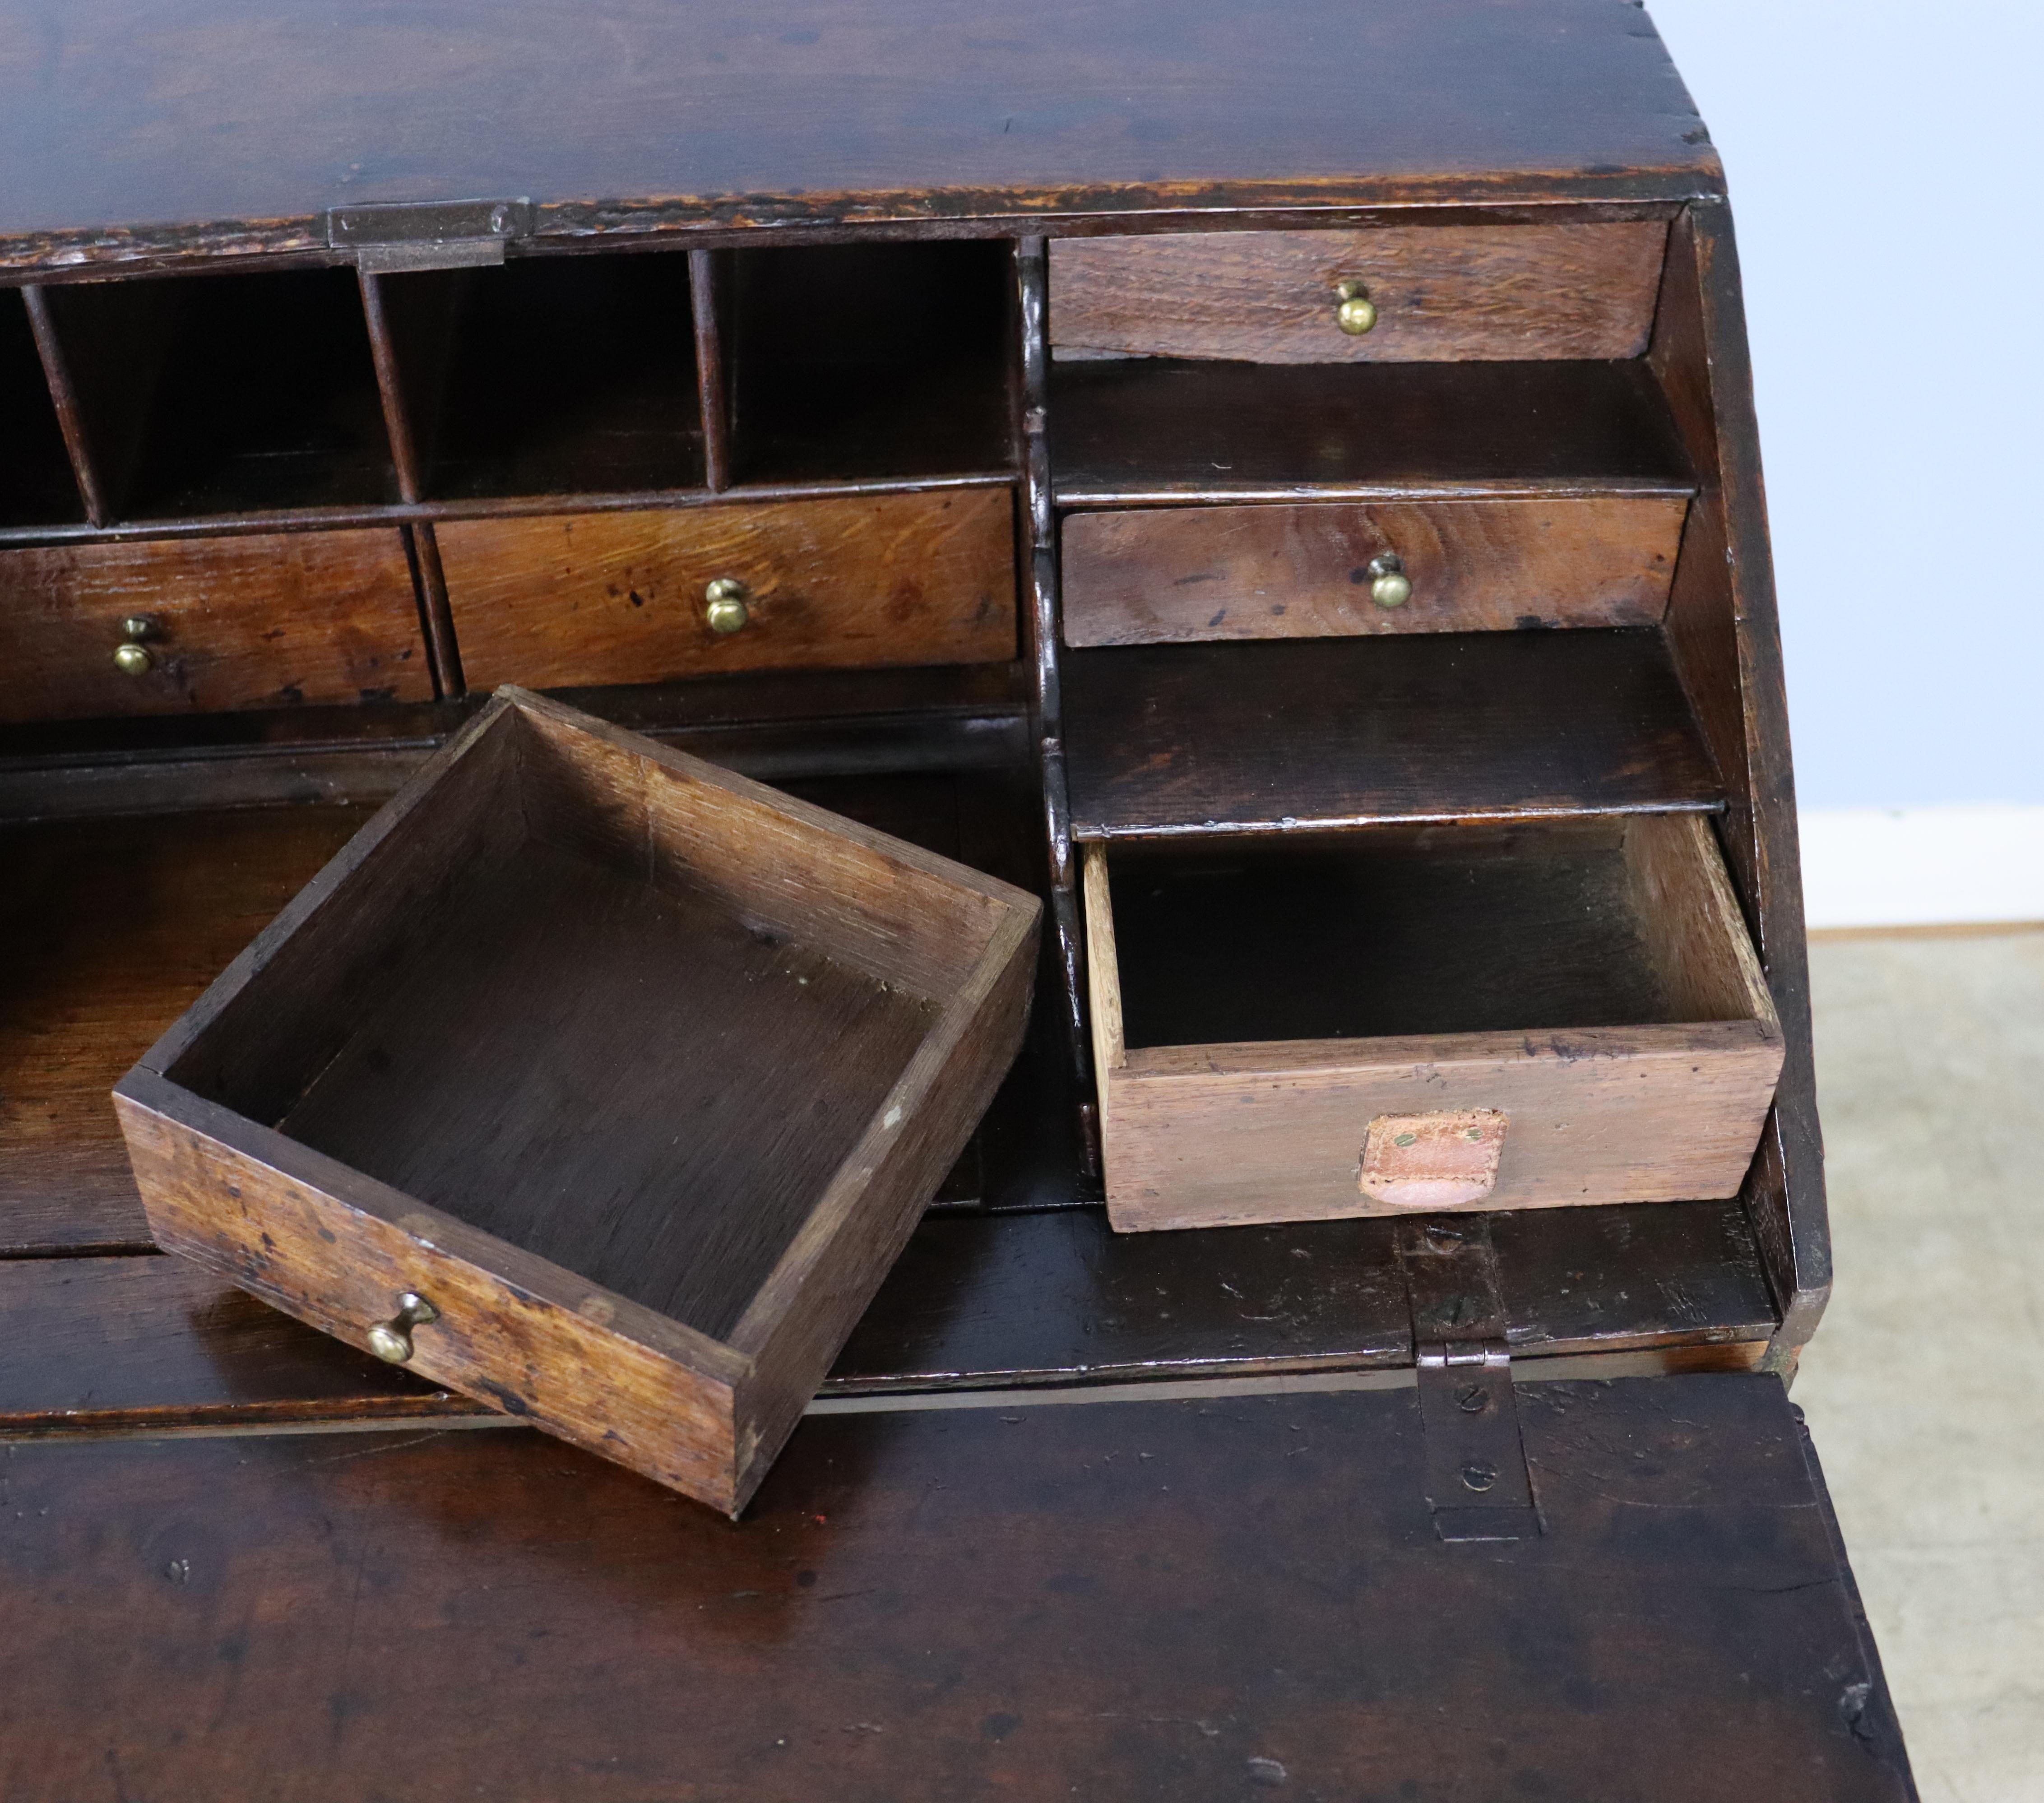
[436, 489, 1016, 691]
[114, 691, 1039, 1516]
[0, 530, 430, 723]
[1084, 815, 1782, 1233]
[1050, 223, 1669, 364]
[1061, 496, 1688, 645]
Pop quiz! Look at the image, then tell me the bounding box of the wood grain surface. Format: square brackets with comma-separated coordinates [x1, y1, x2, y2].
[0, 1, 1718, 272]
[1086, 816, 1783, 1230]
[0, 805, 372, 1255]
[116, 691, 1039, 1512]
[0, 1378, 1912, 1803]
[1050, 223, 1669, 362]
[1062, 629, 1723, 838]
[1061, 496, 1688, 644]
[0, 530, 431, 723]
[438, 490, 1016, 690]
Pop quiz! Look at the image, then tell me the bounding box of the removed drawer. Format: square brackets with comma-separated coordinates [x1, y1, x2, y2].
[1084, 814, 1782, 1233]
[0, 530, 430, 724]
[1061, 496, 1688, 645]
[437, 489, 1016, 691]
[1050, 223, 1669, 364]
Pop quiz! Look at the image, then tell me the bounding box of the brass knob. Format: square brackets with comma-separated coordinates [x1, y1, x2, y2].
[1335, 278, 1378, 336]
[1366, 552, 1411, 610]
[112, 641, 154, 675]
[704, 577, 750, 635]
[366, 1291, 439, 1364]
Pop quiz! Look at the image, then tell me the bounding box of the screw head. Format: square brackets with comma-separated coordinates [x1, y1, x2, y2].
[1460, 1460, 1500, 1494]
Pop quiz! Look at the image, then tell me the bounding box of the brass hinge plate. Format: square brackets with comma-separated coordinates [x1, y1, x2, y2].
[328, 199, 533, 274]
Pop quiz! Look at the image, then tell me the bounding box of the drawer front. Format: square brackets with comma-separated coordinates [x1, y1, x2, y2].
[1061, 496, 1688, 646]
[437, 490, 1016, 691]
[1050, 224, 1669, 364]
[0, 530, 431, 724]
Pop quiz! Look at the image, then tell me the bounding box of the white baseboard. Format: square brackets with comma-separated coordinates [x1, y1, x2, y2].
[1798, 804, 2044, 930]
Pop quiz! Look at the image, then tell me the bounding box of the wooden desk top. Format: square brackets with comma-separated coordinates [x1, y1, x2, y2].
[1, 0, 1719, 269]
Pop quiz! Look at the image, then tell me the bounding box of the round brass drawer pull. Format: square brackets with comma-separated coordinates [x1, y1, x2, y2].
[366, 1291, 439, 1365]
[1334, 278, 1378, 336]
[114, 614, 158, 675]
[1366, 552, 1412, 610]
[703, 577, 751, 635]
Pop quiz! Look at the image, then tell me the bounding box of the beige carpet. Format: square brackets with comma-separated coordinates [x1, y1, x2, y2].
[1797, 932, 2044, 1803]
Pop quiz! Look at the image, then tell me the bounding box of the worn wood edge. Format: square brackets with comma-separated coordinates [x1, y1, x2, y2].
[1054, 476, 1699, 508]
[723, 902, 1038, 1502]
[130, 695, 524, 1078]
[1116, 1016, 1779, 1082]
[110, 1068, 749, 1387]
[0, 206, 1698, 291]
[501, 686, 1040, 919]
[1079, 844, 1125, 1071]
[0, 173, 1729, 279]
[0, 473, 1024, 552]
[1072, 797, 1727, 843]
[0, 1338, 1771, 1447]
[728, 895, 1041, 1358]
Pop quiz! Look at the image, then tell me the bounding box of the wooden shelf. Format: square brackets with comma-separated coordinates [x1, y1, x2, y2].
[728, 240, 1013, 485]
[1050, 357, 1693, 504]
[1063, 627, 1723, 839]
[0, 289, 82, 528]
[38, 268, 398, 519]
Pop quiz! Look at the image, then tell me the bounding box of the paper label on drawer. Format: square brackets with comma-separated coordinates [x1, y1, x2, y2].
[1359, 1110, 1507, 1209]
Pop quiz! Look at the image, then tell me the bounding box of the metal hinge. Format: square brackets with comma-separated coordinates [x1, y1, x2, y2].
[1416, 1338, 1540, 1543]
[1398, 1214, 1541, 1543]
[327, 198, 534, 274]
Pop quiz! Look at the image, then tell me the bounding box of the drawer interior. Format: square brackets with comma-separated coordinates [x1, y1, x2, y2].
[378, 250, 705, 499]
[35, 268, 398, 519]
[1096, 815, 1768, 1054]
[158, 701, 1009, 1343]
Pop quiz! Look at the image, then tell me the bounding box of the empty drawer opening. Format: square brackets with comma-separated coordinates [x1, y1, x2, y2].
[36, 268, 396, 518]
[726, 240, 1012, 484]
[380, 250, 703, 499]
[0, 290, 84, 528]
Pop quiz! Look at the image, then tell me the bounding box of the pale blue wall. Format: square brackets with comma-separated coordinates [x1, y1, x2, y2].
[1645, 0, 2043, 806]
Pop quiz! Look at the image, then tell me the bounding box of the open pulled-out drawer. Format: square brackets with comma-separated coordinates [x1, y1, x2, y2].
[1084, 813, 1783, 1233]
